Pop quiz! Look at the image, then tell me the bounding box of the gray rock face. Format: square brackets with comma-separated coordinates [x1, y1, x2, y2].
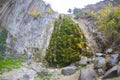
[94, 57, 106, 69]
[0, 63, 54, 80]
[108, 54, 119, 67]
[0, 0, 58, 58]
[61, 66, 77, 75]
[79, 65, 96, 80]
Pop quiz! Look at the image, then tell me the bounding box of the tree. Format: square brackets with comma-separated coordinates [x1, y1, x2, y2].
[67, 8, 72, 13]
[73, 7, 82, 19]
[73, 7, 81, 15]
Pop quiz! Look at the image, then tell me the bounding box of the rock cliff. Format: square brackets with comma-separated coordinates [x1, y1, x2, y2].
[0, 0, 58, 59]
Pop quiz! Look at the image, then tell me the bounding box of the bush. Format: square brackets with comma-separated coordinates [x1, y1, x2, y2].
[34, 73, 53, 80]
[46, 8, 52, 14]
[45, 17, 91, 67]
[0, 27, 8, 59]
[0, 56, 24, 74]
[91, 11, 97, 19]
[95, 3, 120, 48]
[73, 8, 83, 19]
[28, 11, 42, 18]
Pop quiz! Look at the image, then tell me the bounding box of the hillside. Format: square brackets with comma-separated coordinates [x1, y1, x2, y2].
[71, 0, 120, 80]
[0, 0, 120, 80]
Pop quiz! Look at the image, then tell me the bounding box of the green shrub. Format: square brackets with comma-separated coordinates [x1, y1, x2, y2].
[76, 65, 86, 71]
[91, 11, 97, 19]
[0, 56, 24, 74]
[0, 27, 8, 59]
[45, 17, 91, 67]
[35, 73, 53, 80]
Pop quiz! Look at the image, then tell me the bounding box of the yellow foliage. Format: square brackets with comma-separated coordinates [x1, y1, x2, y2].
[97, 2, 113, 22]
[28, 11, 41, 18]
[98, 6, 111, 17]
[46, 8, 52, 14]
[95, 2, 120, 46]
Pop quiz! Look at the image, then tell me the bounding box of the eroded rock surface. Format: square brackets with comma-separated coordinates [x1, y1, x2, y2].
[0, 0, 58, 58]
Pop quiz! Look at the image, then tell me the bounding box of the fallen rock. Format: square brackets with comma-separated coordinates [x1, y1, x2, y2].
[97, 68, 105, 75]
[23, 74, 30, 80]
[117, 62, 120, 76]
[87, 58, 92, 64]
[103, 66, 118, 79]
[61, 66, 77, 76]
[94, 57, 106, 69]
[108, 53, 119, 67]
[79, 56, 88, 66]
[95, 53, 105, 57]
[105, 48, 113, 54]
[79, 65, 96, 80]
[0, 67, 36, 80]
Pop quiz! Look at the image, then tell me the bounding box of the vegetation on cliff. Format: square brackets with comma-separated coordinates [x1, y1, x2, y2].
[92, 3, 120, 49]
[0, 27, 24, 74]
[45, 16, 91, 67]
[73, 2, 120, 51]
[0, 27, 8, 59]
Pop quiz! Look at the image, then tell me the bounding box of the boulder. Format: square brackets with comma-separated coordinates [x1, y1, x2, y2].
[95, 53, 105, 57]
[0, 67, 36, 80]
[105, 48, 113, 54]
[117, 62, 120, 76]
[79, 65, 96, 80]
[97, 68, 105, 75]
[52, 69, 60, 75]
[103, 66, 118, 79]
[61, 66, 76, 76]
[94, 57, 106, 69]
[36, 68, 50, 76]
[79, 56, 88, 66]
[23, 74, 30, 80]
[108, 53, 119, 67]
[87, 58, 92, 64]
